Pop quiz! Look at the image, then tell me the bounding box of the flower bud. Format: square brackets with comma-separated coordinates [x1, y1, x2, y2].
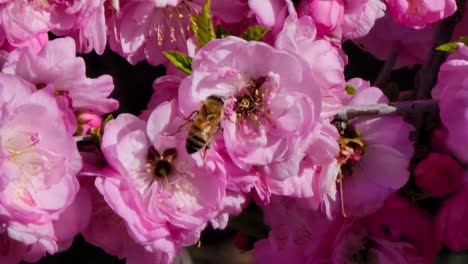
[415, 153, 463, 198]
[76, 110, 103, 136]
[430, 127, 450, 154]
[436, 179, 468, 251]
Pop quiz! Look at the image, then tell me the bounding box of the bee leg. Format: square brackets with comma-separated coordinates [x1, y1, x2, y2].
[164, 111, 199, 136]
[201, 146, 208, 165]
[182, 110, 199, 120]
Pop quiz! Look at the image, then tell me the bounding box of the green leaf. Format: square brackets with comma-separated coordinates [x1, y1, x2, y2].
[436, 36, 468, 52]
[436, 42, 459, 52]
[242, 25, 270, 41]
[344, 84, 357, 95]
[190, 0, 215, 48]
[215, 25, 230, 39]
[163, 51, 193, 75]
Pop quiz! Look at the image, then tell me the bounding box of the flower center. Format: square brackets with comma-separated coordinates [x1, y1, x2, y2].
[146, 146, 177, 179]
[332, 119, 366, 178]
[234, 77, 267, 124]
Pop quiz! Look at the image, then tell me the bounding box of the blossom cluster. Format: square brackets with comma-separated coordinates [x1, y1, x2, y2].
[0, 0, 467, 264]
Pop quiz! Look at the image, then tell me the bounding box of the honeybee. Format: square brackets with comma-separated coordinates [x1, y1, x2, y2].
[186, 95, 224, 154]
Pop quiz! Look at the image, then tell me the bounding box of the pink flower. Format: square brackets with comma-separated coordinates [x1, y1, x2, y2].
[355, 12, 435, 69]
[179, 37, 323, 185]
[275, 14, 347, 119]
[81, 178, 132, 259]
[139, 75, 180, 121]
[254, 195, 438, 263]
[385, 0, 457, 28]
[108, 1, 200, 66]
[432, 43, 468, 163]
[436, 175, 468, 251]
[367, 195, 441, 263]
[99, 100, 226, 263]
[415, 153, 463, 197]
[210, 0, 251, 24]
[253, 196, 338, 263]
[3, 37, 118, 115]
[52, 181, 92, 251]
[341, 0, 386, 39]
[49, 0, 108, 55]
[0, 74, 82, 260]
[296, 0, 344, 35]
[264, 123, 340, 214]
[330, 78, 414, 217]
[0, 0, 50, 52]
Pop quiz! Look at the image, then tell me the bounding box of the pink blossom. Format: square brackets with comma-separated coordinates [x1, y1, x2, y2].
[2, 37, 118, 115]
[179, 37, 323, 185]
[435, 175, 468, 251]
[0, 74, 82, 260]
[264, 123, 340, 215]
[139, 75, 180, 121]
[415, 153, 463, 197]
[99, 100, 226, 263]
[330, 78, 414, 217]
[355, 12, 435, 69]
[81, 178, 131, 259]
[0, 220, 57, 264]
[341, 0, 386, 39]
[367, 195, 441, 263]
[275, 14, 347, 119]
[432, 43, 468, 163]
[108, 1, 200, 66]
[210, 0, 251, 24]
[253, 196, 339, 263]
[249, 0, 289, 28]
[296, 0, 344, 35]
[49, 0, 108, 54]
[52, 181, 92, 251]
[254, 195, 437, 263]
[385, 0, 457, 28]
[0, 0, 50, 52]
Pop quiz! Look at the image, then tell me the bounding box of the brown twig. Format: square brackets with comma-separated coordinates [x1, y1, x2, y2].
[334, 99, 439, 121]
[374, 51, 399, 88]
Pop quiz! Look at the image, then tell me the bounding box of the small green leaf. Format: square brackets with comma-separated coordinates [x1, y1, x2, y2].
[242, 25, 270, 41]
[436, 42, 459, 52]
[190, 0, 215, 48]
[163, 51, 193, 75]
[345, 85, 357, 95]
[215, 25, 230, 39]
[436, 36, 468, 52]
